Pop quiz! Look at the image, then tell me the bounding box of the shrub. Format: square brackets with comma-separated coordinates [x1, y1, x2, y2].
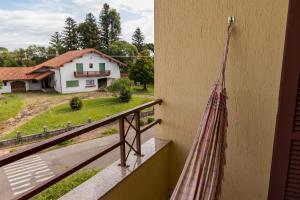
[140, 118, 146, 126]
[57, 139, 74, 147]
[119, 87, 132, 102]
[108, 78, 133, 102]
[147, 116, 155, 124]
[69, 97, 83, 110]
[102, 128, 118, 136]
[10, 148, 16, 153]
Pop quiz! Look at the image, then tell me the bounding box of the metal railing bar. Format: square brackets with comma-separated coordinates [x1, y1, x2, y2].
[124, 117, 138, 133]
[13, 141, 121, 200]
[0, 99, 162, 167]
[124, 113, 136, 138]
[140, 119, 162, 134]
[125, 136, 138, 161]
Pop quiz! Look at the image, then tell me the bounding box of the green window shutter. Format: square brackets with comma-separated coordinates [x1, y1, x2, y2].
[76, 63, 83, 72]
[99, 63, 106, 72]
[66, 80, 79, 88]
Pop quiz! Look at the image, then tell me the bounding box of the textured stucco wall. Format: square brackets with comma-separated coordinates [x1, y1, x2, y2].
[155, 0, 289, 199]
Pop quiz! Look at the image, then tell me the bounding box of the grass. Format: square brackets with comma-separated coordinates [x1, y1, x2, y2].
[0, 94, 23, 124]
[131, 84, 154, 96]
[102, 127, 118, 136]
[2, 96, 151, 139]
[30, 169, 100, 200]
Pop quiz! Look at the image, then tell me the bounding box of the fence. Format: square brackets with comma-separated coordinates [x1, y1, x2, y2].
[0, 99, 162, 200]
[0, 110, 154, 148]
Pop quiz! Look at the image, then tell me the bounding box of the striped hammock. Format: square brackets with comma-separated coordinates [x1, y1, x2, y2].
[170, 22, 233, 200]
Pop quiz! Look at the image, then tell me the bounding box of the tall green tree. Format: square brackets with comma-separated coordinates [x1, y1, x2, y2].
[78, 13, 101, 49]
[109, 40, 138, 73]
[108, 9, 121, 42]
[62, 17, 78, 51]
[132, 27, 145, 52]
[13, 48, 26, 66]
[145, 43, 154, 54]
[129, 50, 154, 90]
[0, 50, 16, 67]
[99, 3, 121, 53]
[49, 32, 64, 55]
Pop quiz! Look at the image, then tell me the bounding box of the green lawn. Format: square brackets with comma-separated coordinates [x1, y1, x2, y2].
[0, 94, 23, 124]
[30, 169, 100, 200]
[131, 84, 154, 96]
[3, 96, 151, 139]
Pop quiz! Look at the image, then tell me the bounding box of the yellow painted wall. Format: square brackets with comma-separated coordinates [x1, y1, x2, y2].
[100, 145, 170, 200]
[155, 0, 289, 199]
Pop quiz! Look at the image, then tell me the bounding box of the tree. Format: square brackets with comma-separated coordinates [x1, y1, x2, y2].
[78, 13, 101, 49]
[99, 3, 121, 53]
[0, 50, 16, 67]
[129, 50, 154, 90]
[145, 43, 154, 54]
[13, 48, 26, 66]
[25, 45, 48, 65]
[109, 40, 138, 73]
[108, 9, 121, 42]
[132, 27, 145, 52]
[49, 32, 64, 55]
[62, 17, 78, 51]
[108, 78, 133, 102]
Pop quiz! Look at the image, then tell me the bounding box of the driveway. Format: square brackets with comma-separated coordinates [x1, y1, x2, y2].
[0, 128, 154, 200]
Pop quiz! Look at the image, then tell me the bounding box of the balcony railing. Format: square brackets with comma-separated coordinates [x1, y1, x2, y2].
[0, 99, 162, 200]
[74, 70, 111, 78]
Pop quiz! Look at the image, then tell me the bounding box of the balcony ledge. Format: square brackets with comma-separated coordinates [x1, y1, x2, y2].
[59, 138, 171, 200]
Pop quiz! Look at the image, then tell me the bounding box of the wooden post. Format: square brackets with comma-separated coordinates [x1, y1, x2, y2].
[16, 131, 21, 143]
[135, 111, 141, 155]
[119, 118, 126, 167]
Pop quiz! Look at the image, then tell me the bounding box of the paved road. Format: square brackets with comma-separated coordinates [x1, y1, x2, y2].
[0, 128, 154, 200]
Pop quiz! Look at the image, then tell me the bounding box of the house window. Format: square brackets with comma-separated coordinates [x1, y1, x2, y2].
[86, 80, 95, 87]
[99, 63, 106, 72]
[3, 81, 7, 86]
[76, 63, 83, 73]
[32, 80, 38, 84]
[66, 80, 79, 88]
[89, 63, 93, 69]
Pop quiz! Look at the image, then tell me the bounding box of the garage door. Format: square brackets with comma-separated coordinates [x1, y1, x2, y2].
[11, 81, 26, 92]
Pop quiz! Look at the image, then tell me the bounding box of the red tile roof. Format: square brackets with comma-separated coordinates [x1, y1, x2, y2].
[0, 48, 125, 81]
[0, 67, 53, 81]
[30, 48, 127, 73]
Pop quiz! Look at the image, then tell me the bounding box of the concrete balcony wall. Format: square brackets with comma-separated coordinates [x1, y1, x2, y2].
[100, 143, 170, 200]
[155, 0, 289, 199]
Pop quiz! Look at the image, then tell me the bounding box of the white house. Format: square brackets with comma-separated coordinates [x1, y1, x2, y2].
[0, 48, 126, 94]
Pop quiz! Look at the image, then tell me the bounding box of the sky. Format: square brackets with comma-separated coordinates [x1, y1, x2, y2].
[0, 0, 154, 51]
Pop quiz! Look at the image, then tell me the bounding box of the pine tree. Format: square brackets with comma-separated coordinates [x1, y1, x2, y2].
[49, 32, 64, 55]
[132, 27, 145, 52]
[99, 3, 121, 53]
[108, 9, 121, 42]
[62, 17, 78, 51]
[78, 13, 101, 49]
[100, 3, 110, 52]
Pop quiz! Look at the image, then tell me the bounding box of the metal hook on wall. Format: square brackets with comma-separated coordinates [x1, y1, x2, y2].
[228, 16, 235, 24]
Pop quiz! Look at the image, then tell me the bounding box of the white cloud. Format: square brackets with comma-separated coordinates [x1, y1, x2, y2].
[0, 9, 70, 50]
[73, 0, 154, 43]
[0, 0, 154, 50]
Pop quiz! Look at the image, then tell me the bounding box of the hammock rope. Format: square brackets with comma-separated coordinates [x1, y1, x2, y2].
[170, 21, 233, 200]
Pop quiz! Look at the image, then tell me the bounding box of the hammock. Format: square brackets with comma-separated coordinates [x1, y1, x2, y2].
[170, 20, 233, 200]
